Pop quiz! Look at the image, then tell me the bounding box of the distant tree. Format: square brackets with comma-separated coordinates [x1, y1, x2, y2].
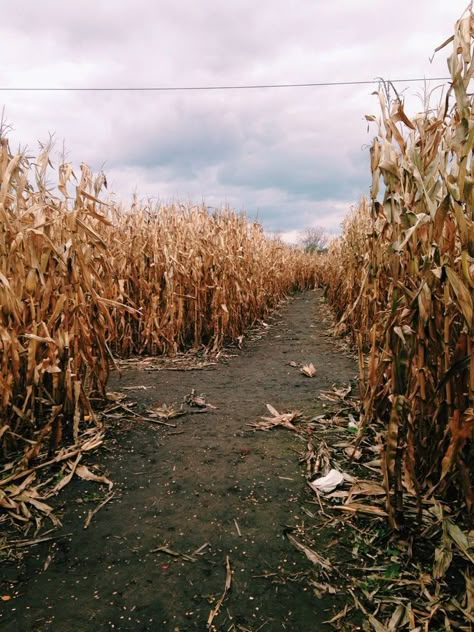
[298, 226, 329, 253]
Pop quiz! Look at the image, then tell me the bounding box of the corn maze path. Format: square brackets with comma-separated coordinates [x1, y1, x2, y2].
[2, 290, 357, 631]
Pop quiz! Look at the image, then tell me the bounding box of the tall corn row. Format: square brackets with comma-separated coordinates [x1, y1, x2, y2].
[105, 205, 316, 356]
[318, 8, 474, 526]
[0, 140, 116, 462]
[0, 138, 319, 466]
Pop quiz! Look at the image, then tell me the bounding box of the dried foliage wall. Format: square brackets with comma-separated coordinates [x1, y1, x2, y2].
[106, 204, 317, 357]
[317, 10, 474, 526]
[0, 139, 318, 465]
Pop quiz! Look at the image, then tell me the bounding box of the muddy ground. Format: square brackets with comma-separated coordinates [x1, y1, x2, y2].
[1, 290, 358, 631]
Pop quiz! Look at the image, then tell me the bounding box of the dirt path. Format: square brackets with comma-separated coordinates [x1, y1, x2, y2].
[1, 290, 357, 631]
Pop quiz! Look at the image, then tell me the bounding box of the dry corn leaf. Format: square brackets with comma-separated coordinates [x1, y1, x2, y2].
[300, 362, 317, 377]
[335, 502, 388, 517]
[349, 481, 386, 496]
[433, 542, 453, 579]
[446, 266, 473, 328]
[207, 556, 232, 628]
[48, 454, 82, 496]
[184, 389, 216, 409]
[75, 465, 113, 490]
[446, 521, 474, 563]
[465, 572, 474, 614]
[250, 404, 299, 431]
[309, 579, 338, 598]
[286, 532, 332, 570]
[84, 491, 115, 529]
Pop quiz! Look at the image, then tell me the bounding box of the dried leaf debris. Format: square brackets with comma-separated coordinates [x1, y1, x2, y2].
[184, 389, 217, 410]
[279, 384, 474, 630]
[315, 5, 474, 535]
[300, 362, 317, 378]
[0, 427, 112, 540]
[248, 404, 301, 432]
[207, 555, 232, 629]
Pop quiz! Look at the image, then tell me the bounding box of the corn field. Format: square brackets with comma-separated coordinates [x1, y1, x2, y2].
[317, 8, 474, 525]
[0, 138, 318, 466]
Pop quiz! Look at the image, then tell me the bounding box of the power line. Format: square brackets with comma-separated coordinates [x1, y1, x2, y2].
[0, 77, 452, 92]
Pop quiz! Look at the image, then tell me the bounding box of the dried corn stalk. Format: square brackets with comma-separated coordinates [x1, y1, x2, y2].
[0, 136, 320, 473]
[317, 5, 474, 526]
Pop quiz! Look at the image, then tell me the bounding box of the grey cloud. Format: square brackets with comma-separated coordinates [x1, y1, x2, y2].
[112, 106, 242, 173]
[0, 0, 468, 237]
[217, 146, 369, 200]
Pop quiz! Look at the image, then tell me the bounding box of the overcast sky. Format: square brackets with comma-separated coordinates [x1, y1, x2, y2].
[1, 0, 469, 240]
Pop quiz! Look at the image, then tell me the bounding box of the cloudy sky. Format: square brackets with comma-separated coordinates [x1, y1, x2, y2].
[1, 0, 469, 240]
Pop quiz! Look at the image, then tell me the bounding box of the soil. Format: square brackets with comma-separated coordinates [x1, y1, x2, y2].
[1, 289, 357, 632]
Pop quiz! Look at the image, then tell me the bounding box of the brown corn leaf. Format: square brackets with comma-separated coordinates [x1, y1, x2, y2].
[446, 266, 473, 328]
[446, 521, 474, 563]
[433, 542, 453, 579]
[334, 502, 388, 517]
[75, 465, 113, 490]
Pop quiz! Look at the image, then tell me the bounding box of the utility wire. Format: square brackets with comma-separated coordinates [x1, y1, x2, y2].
[0, 77, 452, 92]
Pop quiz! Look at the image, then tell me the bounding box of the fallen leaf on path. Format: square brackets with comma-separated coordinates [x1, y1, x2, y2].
[75, 465, 113, 490]
[47, 454, 82, 496]
[309, 579, 338, 598]
[43, 553, 53, 571]
[105, 403, 177, 427]
[387, 604, 408, 631]
[300, 363, 317, 377]
[333, 385, 352, 399]
[192, 542, 210, 556]
[106, 391, 127, 402]
[286, 532, 332, 570]
[207, 556, 232, 628]
[0, 425, 10, 441]
[184, 389, 217, 409]
[84, 491, 115, 529]
[147, 403, 185, 420]
[18, 494, 55, 516]
[150, 545, 197, 562]
[0, 533, 71, 552]
[318, 384, 353, 402]
[324, 604, 350, 624]
[0, 429, 105, 534]
[248, 405, 299, 431]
